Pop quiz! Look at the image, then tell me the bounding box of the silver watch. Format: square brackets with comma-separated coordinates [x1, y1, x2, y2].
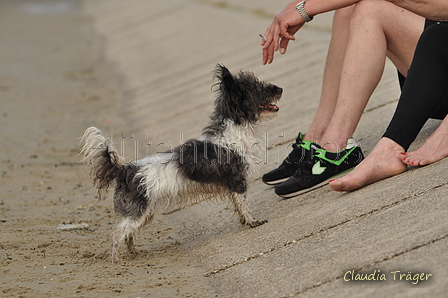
[296, 1, 313, 22]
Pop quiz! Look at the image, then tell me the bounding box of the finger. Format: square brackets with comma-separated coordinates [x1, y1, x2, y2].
[262, 43, 276, 65]
[279, 37, 290, 54]
[261, 22, 276, 47]
[263, 29, 280, 53]
[262, 48, 268, 65]
[259, 34, 267, 45]
[261, 27, 274, 64]
[262, 19, 284, 50]
[260, 30, 271, 46]
[279, 23, 302, 54]
[262, 29, 277, 50]
[279, 24, 296, 42]
[262, 40, 273, 65]
[262, 48, 274, 65]
[261, 39, 274, 65]
[267, 43, 276, 64]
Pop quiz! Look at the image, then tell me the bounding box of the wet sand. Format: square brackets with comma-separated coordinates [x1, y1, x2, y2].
[0, 1, 215, 297]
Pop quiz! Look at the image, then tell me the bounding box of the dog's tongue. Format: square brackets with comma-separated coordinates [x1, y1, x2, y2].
[266, 104, 279, 110]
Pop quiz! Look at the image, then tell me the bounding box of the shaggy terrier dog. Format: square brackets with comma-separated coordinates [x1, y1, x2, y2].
[80, 65, 282, 263]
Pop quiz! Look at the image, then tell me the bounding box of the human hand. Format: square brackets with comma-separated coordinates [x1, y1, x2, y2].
[261, 7, 304, 65]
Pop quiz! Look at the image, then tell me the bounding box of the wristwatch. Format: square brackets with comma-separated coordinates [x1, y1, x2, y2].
[296, 1, 313, 23]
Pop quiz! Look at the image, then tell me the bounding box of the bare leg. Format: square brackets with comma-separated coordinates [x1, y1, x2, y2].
[318, 1, 424, 152]
[329, 137, 407, 191]
[400, 115, 448, 166]
[304, 6, 354, 144]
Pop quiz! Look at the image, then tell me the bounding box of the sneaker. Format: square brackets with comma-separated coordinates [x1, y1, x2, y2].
[274, 138, 364, 198]
[262, 133, 311, 185]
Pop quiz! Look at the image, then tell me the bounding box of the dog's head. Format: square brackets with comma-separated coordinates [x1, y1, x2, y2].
[211, 64, 282, 125]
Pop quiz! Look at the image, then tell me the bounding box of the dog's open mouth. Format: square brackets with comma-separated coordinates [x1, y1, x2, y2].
[259, 103, 280, 112]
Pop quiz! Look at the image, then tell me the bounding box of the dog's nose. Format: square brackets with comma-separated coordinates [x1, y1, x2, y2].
[277, 87, 283, 94]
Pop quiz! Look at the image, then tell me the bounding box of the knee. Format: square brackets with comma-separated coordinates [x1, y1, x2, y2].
[349, 1, 391, 25]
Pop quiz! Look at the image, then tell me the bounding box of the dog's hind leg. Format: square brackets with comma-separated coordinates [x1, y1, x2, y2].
[111, 214, 154, 263]
[125, 213, 154, 256]
[230, 194, 267, 228]
[125, 235, 138, 256]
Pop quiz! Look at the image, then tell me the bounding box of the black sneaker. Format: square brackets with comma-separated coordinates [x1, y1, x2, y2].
[274, 139, 364, 198]
[262, 133, 311, 185]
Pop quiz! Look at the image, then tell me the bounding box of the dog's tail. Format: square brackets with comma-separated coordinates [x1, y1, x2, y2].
[80, 127, 124, 199]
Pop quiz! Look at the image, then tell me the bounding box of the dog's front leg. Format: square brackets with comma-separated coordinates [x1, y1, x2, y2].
[230, 194, 267, 227]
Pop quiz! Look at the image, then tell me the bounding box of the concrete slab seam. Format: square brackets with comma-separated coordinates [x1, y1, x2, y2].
[188, 0, 331, 33]
[204, 182, 448, 277]
[189, 0, 275, 19]
[363, 98, 399, 113]
[283, 232, 448, 297]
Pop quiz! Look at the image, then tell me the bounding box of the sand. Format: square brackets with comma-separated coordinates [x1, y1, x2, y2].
[0, 1, 216, 297]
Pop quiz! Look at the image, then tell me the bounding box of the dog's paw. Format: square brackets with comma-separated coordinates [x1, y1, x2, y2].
[111, 256, 122, 264]
[248, 219, 268, 228]
[127, 246, 139, 257]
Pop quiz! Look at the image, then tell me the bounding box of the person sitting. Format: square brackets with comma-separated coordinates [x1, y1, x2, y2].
[261, 0, 423, 198]
[330, 13, 448, 191]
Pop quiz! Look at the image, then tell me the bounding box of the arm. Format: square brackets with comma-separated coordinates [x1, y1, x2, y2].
[261, 0, 359, 65]
[386, 0, 448, 21]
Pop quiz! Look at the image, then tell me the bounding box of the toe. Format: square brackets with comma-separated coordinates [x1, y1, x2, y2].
[329, 180, 345, 192]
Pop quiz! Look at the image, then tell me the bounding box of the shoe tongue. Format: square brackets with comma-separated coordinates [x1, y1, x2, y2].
[345, 138, 360, 149]
[310, 142, 323, 151]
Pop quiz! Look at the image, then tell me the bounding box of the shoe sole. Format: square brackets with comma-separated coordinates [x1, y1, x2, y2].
[263, 177, 290, 185]
[278, 167, 355, 199]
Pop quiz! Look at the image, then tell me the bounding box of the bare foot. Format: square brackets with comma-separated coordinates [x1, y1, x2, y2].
[400, 119, 448, 166]
[329, 137, 407, 191]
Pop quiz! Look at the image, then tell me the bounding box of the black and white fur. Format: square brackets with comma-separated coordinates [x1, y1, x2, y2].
[80, 65, 282, 263]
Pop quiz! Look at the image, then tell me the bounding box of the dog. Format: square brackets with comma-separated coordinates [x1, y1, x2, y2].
[80, 64, 282, 263]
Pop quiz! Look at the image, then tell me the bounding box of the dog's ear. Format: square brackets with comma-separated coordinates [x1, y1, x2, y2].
[215, 63, 230, 76]
[216, 64, 233, 87]
[221, 68, 235, 90]
[222, 72, 237, 94]
[215, 64, 242, 102]
[211, 64, 249, 125]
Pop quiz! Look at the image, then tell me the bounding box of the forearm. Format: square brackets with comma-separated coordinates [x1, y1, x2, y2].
[262, 0, 360, 64]
[281, 0, 359, 19]
[386, 0, 448, 21]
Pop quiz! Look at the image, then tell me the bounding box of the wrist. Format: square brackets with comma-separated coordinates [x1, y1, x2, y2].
[295, 1, 313, 22]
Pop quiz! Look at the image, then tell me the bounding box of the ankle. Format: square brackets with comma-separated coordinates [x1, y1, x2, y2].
[379, 137, 405, 153]
[438, 122, 448, 136]
[303, 132, 322, 144]
[321, 141, 347, 152]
